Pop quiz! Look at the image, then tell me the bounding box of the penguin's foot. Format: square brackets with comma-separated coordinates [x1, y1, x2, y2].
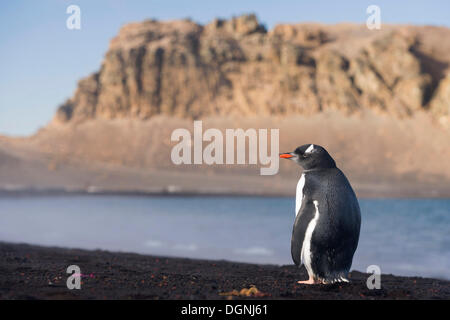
[297, 277, 318, 285]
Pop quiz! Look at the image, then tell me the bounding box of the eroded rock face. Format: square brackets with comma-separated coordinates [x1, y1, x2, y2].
[430, 73, 450, 126]
[54, 14, 450, 124]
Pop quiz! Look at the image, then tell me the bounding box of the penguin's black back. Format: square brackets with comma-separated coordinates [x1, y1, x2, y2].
[291, 167, 361, 281]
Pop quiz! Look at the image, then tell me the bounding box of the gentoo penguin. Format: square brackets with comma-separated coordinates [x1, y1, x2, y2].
[280, 144, 361, 284]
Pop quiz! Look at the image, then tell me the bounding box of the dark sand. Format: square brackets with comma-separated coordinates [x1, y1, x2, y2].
[0, 242, 448, 300]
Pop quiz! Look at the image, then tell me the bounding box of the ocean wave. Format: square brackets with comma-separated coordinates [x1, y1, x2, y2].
[172, 243, 198, 251]
[234, 247, 274, 256]
[144, 240, 164, 248]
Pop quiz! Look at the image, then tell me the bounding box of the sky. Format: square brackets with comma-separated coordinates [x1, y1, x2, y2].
[1, 0, 449, 136]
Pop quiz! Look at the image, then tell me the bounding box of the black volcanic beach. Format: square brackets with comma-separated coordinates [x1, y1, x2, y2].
[0, 242, 448, 300]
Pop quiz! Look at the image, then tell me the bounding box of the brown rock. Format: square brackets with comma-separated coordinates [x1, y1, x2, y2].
[430, 73, 450, 117]
[52, 16, 450, 125]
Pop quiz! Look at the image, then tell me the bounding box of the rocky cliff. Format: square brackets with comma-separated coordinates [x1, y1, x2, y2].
[54, 14, 450, 125]
[2, 15, 450, 197]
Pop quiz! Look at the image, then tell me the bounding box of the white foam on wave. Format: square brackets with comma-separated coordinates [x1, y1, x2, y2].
[144, 240, 164, 248]
[172, 243, 198, 251]
[234, 247, 274, 256]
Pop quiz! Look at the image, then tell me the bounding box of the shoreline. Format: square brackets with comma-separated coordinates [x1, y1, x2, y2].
[1, 187, 450, 199]
[1, 242, 449, 300]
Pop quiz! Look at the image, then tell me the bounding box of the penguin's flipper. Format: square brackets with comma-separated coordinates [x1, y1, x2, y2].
[291, 200, 316, 266]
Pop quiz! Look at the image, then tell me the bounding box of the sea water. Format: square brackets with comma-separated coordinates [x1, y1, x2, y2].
[0, 195, 448, 280]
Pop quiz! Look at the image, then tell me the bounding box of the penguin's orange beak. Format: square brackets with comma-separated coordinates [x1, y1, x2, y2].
[279, 153, 293, 159]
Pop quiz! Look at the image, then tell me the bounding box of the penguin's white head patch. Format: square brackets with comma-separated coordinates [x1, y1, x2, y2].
[305, 144, 315, 154]
[280, 144, 336, 171]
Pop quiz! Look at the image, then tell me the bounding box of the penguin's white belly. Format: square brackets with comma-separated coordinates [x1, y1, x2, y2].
[301, 200, 320, 275]
[295, 174, 305, 217]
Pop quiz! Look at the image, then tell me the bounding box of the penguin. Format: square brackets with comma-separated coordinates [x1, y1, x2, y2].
[280, 144, 361, 284]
